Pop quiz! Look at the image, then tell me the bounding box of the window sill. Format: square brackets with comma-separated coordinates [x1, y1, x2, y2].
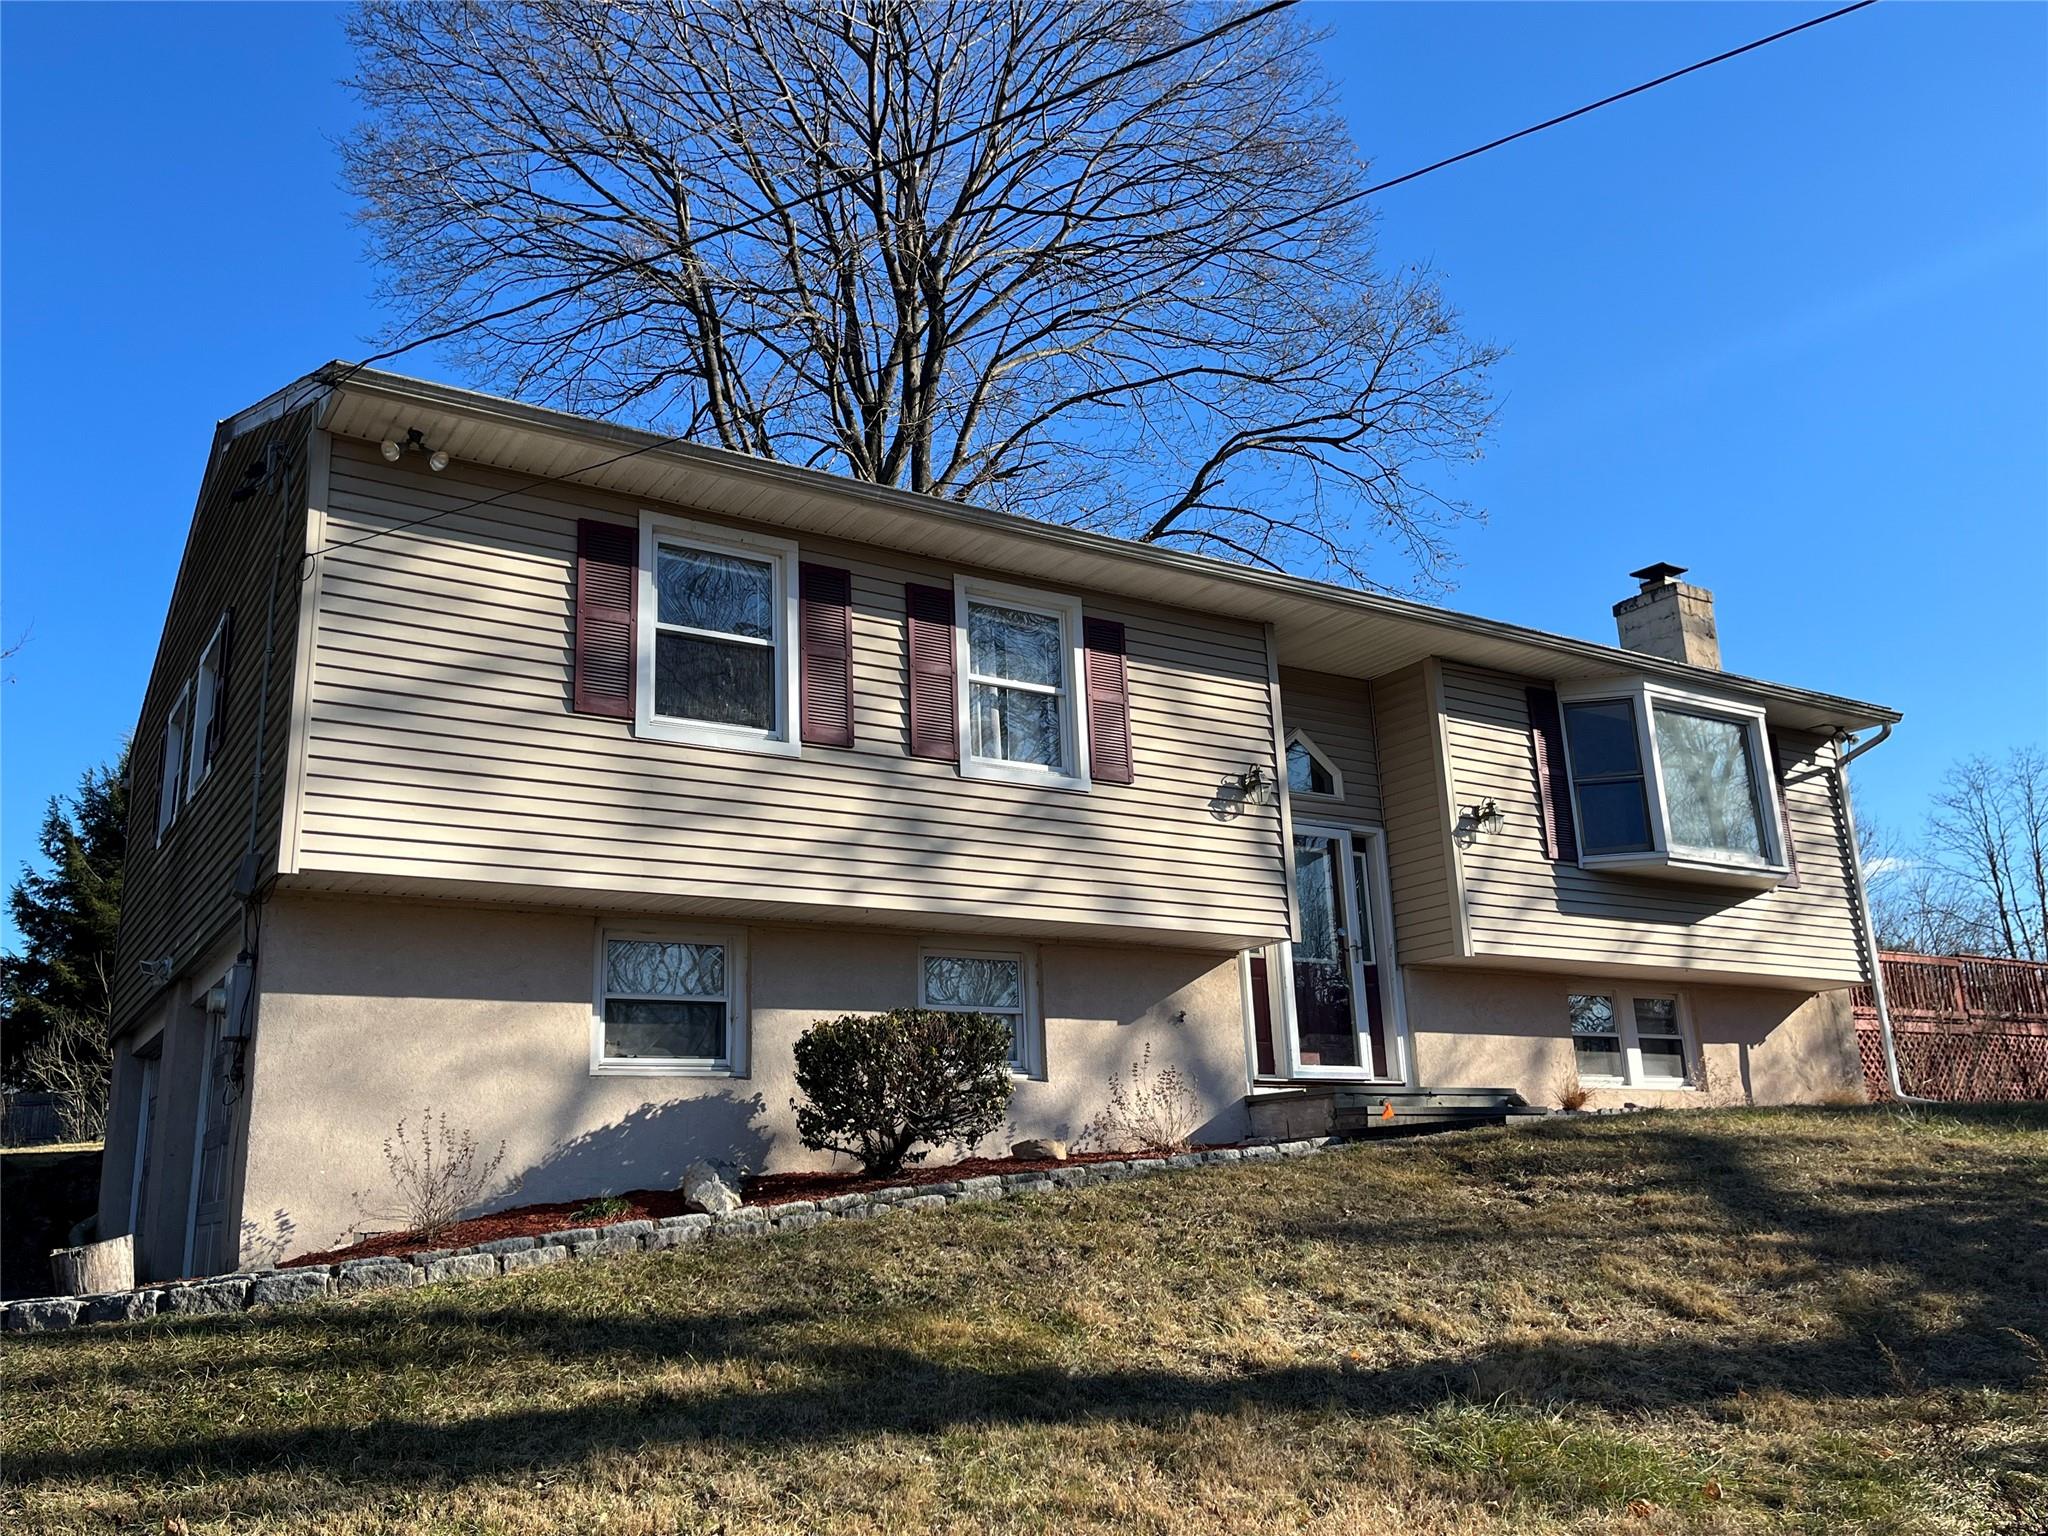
[959, 756, 1090, 794]
[633, 717, 801, 759]
[590, 1060, 738, 1078]
[1577, 850, 1788, 890]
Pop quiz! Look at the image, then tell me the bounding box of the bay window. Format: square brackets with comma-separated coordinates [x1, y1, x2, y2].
[1557, 680, 1786, 886]
[636, 515, 799, 756]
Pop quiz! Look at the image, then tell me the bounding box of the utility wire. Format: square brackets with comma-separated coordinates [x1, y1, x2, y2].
[1352, 0, 1877, 204]
[306, 0, 1878, 563]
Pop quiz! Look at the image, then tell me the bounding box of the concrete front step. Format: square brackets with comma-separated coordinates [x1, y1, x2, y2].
[1332, 1088, 1527, 1112]
[1246, 1083, 1534, 1140]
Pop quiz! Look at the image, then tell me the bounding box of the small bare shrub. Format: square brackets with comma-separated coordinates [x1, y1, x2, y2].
[1077, 1042, 1204, 1154]
[1554, 1071, 1591, 1113]
[351, 1110, 515, 1241]
[16, 1009, 111, 1144]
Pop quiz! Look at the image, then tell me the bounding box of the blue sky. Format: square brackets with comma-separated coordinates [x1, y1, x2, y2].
[3, 2, 2044, 936]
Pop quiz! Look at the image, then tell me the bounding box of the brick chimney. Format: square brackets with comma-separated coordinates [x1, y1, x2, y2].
[1613, 563, 1720, 670]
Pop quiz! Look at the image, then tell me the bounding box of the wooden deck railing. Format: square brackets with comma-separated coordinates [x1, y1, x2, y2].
[1854, 952, 2048, 1102]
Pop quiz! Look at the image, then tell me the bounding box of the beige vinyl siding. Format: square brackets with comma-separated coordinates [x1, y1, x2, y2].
[1278, 667, 1382, 825]
[1440, 662, 1868, 984]
[285, 437, 1290, 945]
[112, 407, 315, 1033]
[1370, 662, 1462, 964]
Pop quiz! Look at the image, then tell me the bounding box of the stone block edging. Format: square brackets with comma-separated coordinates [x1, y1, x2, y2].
[1, 1135, 1353, 1334]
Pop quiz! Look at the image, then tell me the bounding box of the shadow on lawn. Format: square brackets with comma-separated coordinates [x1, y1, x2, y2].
[10, 1108, 2044, 1515]
[9, 1312, 2043, 1506]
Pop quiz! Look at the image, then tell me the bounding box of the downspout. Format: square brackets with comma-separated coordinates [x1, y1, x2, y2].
[1832, 722, 1932, 1103]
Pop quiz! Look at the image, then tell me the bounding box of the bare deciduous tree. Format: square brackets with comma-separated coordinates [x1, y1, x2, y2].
[344, 0, 1499, 590]
[1871, 747, 2048, 960]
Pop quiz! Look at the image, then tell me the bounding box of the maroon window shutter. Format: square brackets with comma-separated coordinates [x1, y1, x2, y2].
[1526, 685, 1579, 863]
[904, 582, 957, 761]
[203, 608, 233, 767]
[1082, 616, 1134, 784]
[799, 563, 855, 748]
[1771, 732, 1803, 889]
[573, 519, 636, 719]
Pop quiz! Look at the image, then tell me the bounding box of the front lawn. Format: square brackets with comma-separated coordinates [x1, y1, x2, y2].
[5, 1106, 2044, 1534]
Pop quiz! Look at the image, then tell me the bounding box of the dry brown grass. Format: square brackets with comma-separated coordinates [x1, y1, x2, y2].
[4, 1105, 2044, 1535]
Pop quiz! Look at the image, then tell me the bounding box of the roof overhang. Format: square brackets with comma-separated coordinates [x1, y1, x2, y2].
[259, 363, 1898, 735]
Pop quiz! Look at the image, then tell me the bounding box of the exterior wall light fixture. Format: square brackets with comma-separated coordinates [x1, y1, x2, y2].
[1464, 798, 1506, 836]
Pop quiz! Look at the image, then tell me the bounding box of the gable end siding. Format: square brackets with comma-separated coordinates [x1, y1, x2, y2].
[112, 406, 316, 1032]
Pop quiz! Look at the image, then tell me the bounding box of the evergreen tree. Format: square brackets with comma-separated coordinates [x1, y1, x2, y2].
[2, 749, 128, 1082]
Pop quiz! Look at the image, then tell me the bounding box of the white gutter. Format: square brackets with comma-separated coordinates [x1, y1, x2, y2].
[1833, 723, 1933, 1104]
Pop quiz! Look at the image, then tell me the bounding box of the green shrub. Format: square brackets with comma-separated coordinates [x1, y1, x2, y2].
[573, 1195, 632, 1223]
[792, 1009, 1015, 1176]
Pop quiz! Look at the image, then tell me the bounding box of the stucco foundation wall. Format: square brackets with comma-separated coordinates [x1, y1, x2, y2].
[1403, 967, 1863, 1109]
[238, 895, 1251, 1263]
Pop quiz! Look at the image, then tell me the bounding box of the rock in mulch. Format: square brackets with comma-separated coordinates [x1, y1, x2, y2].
[681, 1160, 743, 1216]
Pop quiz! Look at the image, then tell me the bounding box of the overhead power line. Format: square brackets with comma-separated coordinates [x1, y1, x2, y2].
[303, 0, 1879, 562]
[1354, 0, 1879, 203]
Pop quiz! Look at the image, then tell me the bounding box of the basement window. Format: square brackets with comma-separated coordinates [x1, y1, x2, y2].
[1567, 987, 1695, 1090]
[1557, 680, 1787, 887]
[920, 945, 1040, 1077]
[593, 929, 747, 1075]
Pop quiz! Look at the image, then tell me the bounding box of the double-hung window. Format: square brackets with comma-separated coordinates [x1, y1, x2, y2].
[187, 615, 229, 796]
[955, 579, 1088, 791]
[155, 680, 192, 844]
[636, 514, 799, 756]
[594, 929, 746, 1075]
[1556, 680, 1786, 886]
[1567, 986, 1695, 1089]
[920, 945, 1039, 1076]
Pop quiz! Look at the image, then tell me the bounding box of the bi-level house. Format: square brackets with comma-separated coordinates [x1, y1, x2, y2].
[100, 367, 1899, 1278]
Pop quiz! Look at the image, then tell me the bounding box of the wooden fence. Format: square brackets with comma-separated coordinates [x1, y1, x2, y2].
[1854, 953, 2048, 1102]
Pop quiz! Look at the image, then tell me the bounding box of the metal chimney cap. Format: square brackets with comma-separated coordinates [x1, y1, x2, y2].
[1628, 561, 1689, 586]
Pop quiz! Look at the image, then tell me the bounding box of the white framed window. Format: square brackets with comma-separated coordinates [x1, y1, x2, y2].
[635, 512, 799, 757]
[1566, 985, 1696, 1089]
[1556, 679, 1786, 886]
[186, 614, 229, 799]
[155, 679, 192, 844]
[919, 944, 1040, 1076]
[954, 578, 1089, 792]
[1284, 730, 1343, 800]
[592, 927, 747, 1075]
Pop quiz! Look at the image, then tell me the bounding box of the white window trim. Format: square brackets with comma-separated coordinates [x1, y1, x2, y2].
[156, 678, 192, 845]
[953, 576, 1091, 793]
[591, 925, 750, 1077]
[1566, 983, 1698, 1091]
[634, 511, 801, 758]
[186, 613, 229, 801]
[918, 942, 1043, 1079]
[1555, 677, 1788, 888]
[1283, 729, 1344, 802]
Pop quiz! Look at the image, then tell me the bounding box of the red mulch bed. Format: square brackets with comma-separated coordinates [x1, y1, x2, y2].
[283, 1189, 699, 1267]
[283, 1148, 1189, 1268]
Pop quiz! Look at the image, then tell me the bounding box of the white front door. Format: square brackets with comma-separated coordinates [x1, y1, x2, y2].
[1281, 824, 1407, 1082]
